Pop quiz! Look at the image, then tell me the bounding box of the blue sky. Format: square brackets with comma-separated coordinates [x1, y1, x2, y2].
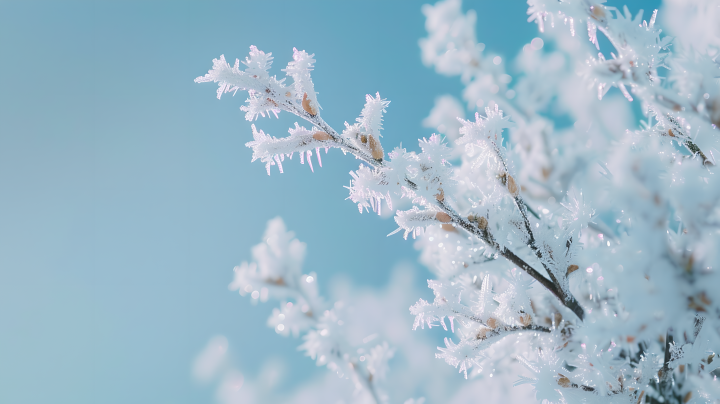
[0, 0, 660, 402]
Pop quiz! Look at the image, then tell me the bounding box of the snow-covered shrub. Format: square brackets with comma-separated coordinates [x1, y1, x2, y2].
[196, 1, 720, 403]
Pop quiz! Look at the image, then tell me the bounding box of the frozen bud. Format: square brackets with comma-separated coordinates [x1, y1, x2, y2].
[313, 131, 332, 141]
[435, 188, 444, 202]
[558, 375, 571, 388]
[477, 217, 488, 229]
[668, 129, 675, 137]
[467, 214, 476, 222]
[683, 392, 692, 403]
[285, 91, 292, 97]
[679, 364, 685, 373]
[302, 93, 318, 116]
[553, 313, 563, 325]
[441, 224, 457, 232]
[435, 212, 452, 223]
[486, 317, 498, 329]
[507, 175, 519, 196]
[476, 328, 487, 340]
[566, 265, 579, 276]
[519, 313, 532, 326]
[368, 134, 384, 161]
[591, 5, 606, 19]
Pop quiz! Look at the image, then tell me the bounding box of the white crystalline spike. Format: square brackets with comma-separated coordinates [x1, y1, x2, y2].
[649, 9, 657, 27]
[300, 151, 304, 164]
[307, 150, 314, 172]
[377, 197, 382, 216]
[325, 147, 329, 154]
[274, 154, 284, 173]
[315, 147, 322, 167]
[385, 191, 393, 211]
[619, 83, 633, 102]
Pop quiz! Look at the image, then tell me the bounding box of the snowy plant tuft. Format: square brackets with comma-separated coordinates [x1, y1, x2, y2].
[198, 1, 720, 403]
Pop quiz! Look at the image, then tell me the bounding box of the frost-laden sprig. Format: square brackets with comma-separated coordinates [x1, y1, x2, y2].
[529, 1, 717, 165]
[228, 218, 392, 404]
[411, 270, 552, 379]
[197, 46, 587, 322]
[196, 46, 387, 171]
[454, 107, 586, 319]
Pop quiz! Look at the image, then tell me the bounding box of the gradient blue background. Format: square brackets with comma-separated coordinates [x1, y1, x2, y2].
[0, 0, 659, 402]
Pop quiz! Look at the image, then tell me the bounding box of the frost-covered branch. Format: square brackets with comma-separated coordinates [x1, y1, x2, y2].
[228, 218, 393, 403]
[196, 46, 586, 322]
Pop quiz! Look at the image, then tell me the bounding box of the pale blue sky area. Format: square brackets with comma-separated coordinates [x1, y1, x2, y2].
[0, 1, 660, 403]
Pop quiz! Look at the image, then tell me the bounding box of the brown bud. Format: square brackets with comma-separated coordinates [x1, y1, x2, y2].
[436, 212, 452, 223]
[285, 91, 292, 97]
[441, 224, 457, 232]
[477, 216, 488, 229]
[627, 335, 635, 343]
[542, 167, 552, 179]
[668, 129, 675, 137]
[360, 134, 368, 144]
[312, 131, 332, 141]
[368, 134, 384, 161]
[678, 364, 685, 373]
[507, 175, 519, 196]
[553, 312, 563, 326]
[302, 92, 318, 116]
[486, 317, 498, 329]
[558, 375, 571, 388]
[519, 313, 532, 326]
[435, 188, 444, 202]
[476, 328, 487, 340]
[467, 214, 476, 222]
[567, 265, 579, 276]
[683, 392, 692, 403]
[591, 5, 606, 19]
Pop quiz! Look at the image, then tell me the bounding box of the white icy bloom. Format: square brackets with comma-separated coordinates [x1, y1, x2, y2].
[267, 304, 315, 338]
[422, 95, 466, 140]
[195, 46, 288, 102]
[492, 269, 534, 326]
[435, 337, 486, 379]
[420, 0, 482, 81]
[661, 0, 720, 51]
[357, 92, 390, 138]
[192, 335, 229, 383]
[245, 123, 332, 175]
[346, 164, 393, 215]
[457, 105, 514, 147]
[366, 342, 395, 381]
[283, 48, 321, 112]
[392, 207, 439, 240]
